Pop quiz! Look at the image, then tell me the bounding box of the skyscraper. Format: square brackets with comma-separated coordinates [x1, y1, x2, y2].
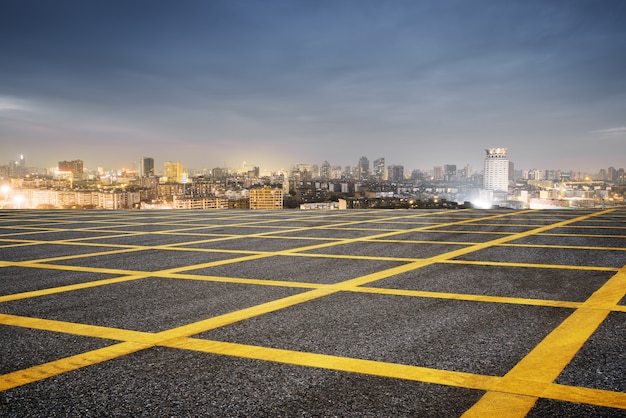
[140, 157, 155, 177]
[357, 156, 369, 181]
[444, 164, 457, 182]
[483, 148, 509, 191]
[387, 165, 404, 183]
[373, 157, 385, 181]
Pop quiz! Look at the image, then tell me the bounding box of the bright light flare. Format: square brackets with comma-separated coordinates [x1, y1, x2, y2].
[472, 200, 493, 209]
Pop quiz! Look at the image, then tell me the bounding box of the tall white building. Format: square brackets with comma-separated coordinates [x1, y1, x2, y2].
[483, 148, 509, 191]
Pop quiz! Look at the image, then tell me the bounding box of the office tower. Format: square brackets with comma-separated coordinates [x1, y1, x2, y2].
[357, 156, 369, 181]
[164, 161, 184, 183]
[373, 157, 385, 181]
[444, 164, 457, 182]
[58, 160, 84, 180]
[608, 167, 617, 182]
[387, 165, 404, 183]
[483, 148, 509, 191]
[18, 154, 26, 176]
[140, 157, 155, 177]
[433, 166, 444, 181]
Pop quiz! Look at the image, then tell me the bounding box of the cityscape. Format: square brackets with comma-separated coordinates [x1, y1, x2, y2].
[1, 148, 624, 211]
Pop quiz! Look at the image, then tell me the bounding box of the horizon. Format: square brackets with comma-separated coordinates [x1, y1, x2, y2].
[4, 148, 624, 178]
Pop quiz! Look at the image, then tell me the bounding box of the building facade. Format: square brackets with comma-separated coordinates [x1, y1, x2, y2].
[58, 160, 84, 180]
[483, 148, 509, 191]
[163, 161, 184, 183]
[140, 157, 155, 177]
[249, 186, 283, 209]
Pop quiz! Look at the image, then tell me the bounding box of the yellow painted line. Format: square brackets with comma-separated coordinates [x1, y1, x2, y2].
[0, 242, 42, 248]
[544, 383, 626, 410]
[0, 314, 156, 344]
[0, 259, 146, 275]
[441, 259, 620, 272]
[363, 238, 478, 245]
[163, 338, 626, 409]
[266, 251, 418, 262]
[155, 287, 337, 340]
[461, 392, 539, 417]
[351, 287, 583, 309]
[2, 208, 623, 407]
[325, 210, 615, 291]
[499, 243, 626, 251]
[0, 274, 152, 303]
[165, 337, 502, 391]
[328, 260, 434, 288]
[30, 247, 149, 263]
[0, 341, 149, 392]
[159, 272, 325, 290]
[539, 232, 626, 238]
[580, 268, 626, 310]
[463, 253, 626, 415]
[158, 253, 274, 274]
[428, 209, 618, 263]
[548, 225, 626, 230]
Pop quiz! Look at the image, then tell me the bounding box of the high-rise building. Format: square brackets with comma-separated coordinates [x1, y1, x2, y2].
[320, 161, 331, 180]
[140, 157, 155, 177]
[357, 156, 369, 180]
[608, 167, 617, 182]
[433, 166, 444, 181]
[373, 157, 385, 181]
[483, 148, 509, 191]
[164, 161, 184, 183]
[58, 160, 84, 180]
[444, 164, 457, 182]
[387, 165, 404, 183]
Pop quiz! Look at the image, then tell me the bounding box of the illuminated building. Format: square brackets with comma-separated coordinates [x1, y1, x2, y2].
[249, 186, 283, 209]
[373, 157, 385, 181]
[172, 196, 229, 209]
[58, 160, 84, 180]
[483, 148, 509, 191]
[163, 161, 184, 183]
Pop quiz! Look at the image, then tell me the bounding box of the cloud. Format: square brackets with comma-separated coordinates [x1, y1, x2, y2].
[0, 97, 28, 112]
[591, 127, 626, 136]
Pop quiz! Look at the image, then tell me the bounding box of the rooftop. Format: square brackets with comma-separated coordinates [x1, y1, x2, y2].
[1, 208, 625, 416]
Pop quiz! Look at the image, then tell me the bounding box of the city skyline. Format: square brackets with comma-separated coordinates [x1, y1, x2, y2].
[3, 147, 625, 179]
[1, 1, 625, 172]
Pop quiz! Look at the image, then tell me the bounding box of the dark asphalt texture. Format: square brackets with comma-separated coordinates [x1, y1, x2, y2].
[1, 208, 625, 417]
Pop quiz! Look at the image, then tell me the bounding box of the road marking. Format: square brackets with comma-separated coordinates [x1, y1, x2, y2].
[1, 208, 624, 415]
[462, 257, 626, 416]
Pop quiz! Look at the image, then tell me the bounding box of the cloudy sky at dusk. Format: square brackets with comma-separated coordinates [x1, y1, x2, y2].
[1, 0, 625, 174]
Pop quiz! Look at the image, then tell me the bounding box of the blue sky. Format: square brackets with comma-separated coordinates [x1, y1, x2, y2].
[1, 0, 625, 174]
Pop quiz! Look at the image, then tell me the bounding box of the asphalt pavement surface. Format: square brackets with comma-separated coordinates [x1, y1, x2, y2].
[1, 208, 625, 417]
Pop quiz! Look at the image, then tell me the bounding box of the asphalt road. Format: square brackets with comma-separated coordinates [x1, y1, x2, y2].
[1, 208, 625, 417]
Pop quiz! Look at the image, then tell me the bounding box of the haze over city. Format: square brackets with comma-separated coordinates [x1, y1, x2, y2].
[1, 0, 625, 173]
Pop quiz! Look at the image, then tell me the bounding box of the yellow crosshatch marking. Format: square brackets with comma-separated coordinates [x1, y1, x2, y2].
[0, 208, 625, 416]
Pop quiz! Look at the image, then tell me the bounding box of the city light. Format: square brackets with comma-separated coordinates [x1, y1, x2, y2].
[13, 195, 24, 209]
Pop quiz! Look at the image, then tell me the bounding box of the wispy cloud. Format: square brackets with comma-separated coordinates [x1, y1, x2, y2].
[0, 97, 27, 112]
[591, 127, 626, 136]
